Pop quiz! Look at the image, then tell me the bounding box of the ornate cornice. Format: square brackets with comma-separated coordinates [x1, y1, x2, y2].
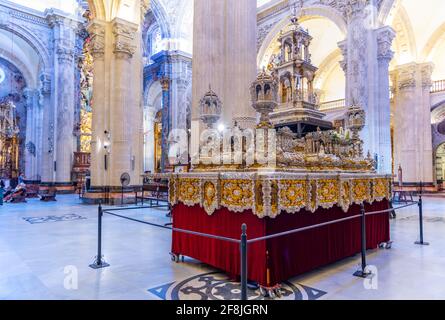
[46, 9, 83, 29]
[0, 1, 48, 27]
[112, 18, 138, 59]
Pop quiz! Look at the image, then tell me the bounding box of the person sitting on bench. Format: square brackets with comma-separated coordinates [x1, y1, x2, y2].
[4, 183, 27, 203]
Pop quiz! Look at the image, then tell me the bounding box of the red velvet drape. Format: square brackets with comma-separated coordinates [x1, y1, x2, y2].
[172, 201, 390, 287]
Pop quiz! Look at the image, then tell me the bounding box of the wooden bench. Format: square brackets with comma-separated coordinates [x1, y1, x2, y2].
[40, 187, 57, 202]
[9, 190, 27, 203]
[135, 183, 169, 208]
[26, 185, 40, 198]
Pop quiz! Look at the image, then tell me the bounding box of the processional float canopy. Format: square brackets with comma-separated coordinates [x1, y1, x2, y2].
[199, 85, 222, 129]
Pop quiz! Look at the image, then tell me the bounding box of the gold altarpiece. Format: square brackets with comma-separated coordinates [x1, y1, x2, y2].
[0, 100, 20, 179]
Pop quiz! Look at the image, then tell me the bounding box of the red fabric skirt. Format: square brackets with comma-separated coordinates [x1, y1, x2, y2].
[172, 201, 390, 287]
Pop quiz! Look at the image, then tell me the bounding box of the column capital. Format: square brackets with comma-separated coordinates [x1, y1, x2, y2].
[40, 73, 52, 95]
[392, 62, 435, 90]
[420, 62, 435, 88]
[377, 26, 395, 63]
[392, 63, 417, 90]
[112, 18, 138, 59]
[87, 20, 106, 59]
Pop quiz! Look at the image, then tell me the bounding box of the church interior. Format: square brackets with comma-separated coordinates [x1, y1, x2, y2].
[1, 0, 445, 301]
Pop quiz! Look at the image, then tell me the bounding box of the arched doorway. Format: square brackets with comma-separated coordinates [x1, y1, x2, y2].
[0, 58, 27, 184]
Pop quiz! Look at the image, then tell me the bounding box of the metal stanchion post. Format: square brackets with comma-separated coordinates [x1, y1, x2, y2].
[415, 195, 429, 246]
[240, 224, 248, 301]
[90, 203, 110, 269]
[354, 204, 371, 278]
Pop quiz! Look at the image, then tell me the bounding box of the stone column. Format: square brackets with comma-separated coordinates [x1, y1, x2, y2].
[48, 13, 77, 186]
[227, 0, 257, 129]
[192, 0, 258, 157]
[143, 107, 156, 172]
[150, 51, 192, 170]
[86, 17, 143, 197]
[88, 20, 106, 187]
[109, 18, 140, 186]
[160, 77, 171, 170]
[39, 73, 55, 184]
[339, 2, 395, 174]
[391, 63, 434, 185]
[375, 27, 395, 174]
[24, 88, 40, 181]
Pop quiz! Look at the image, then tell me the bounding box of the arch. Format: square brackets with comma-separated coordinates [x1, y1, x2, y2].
[0, 48, 36, 89]
[434, 142, 445, 184]
[378, 0, 397, 26]
[87, 0, 106, 20]
[421, 22, 445, 62]
[315, 48, 342, 90]
[390, 4, 417, 64]
[144, 80, 163, 110]
[0, 23, 50, 72]
[143, 21, 161, 58]
[150, 0, 171, 38]
[431, 99, 445, 115]
[257, 5, 346, 68]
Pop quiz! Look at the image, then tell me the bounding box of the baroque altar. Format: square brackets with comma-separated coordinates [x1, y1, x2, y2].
[0, 99, 20, 179]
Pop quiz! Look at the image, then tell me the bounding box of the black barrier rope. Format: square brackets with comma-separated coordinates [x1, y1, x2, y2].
[90, 197, 427, 300]
[105, 210, 173, 231]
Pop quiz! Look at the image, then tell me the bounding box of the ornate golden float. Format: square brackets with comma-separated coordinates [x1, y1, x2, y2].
[165, 13, 392, 290]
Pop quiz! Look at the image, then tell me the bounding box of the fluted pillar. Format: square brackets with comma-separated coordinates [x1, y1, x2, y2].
[375, 27, 395, 174]
[48, 13, 77, 185]
[39, 73, 54, 183]
[339, 3, 395, 174]
[191, 0, 258, 157]
[391, 63, 434, 185]
[24, 88, 41, 181]
[88, 20, 106, 187]
[109, 18, 140, 185]
[160, 77, 171, 170]
[143, 107, 156, 172]
[86, 17, 143, 199]
[226, 0, 257, 129]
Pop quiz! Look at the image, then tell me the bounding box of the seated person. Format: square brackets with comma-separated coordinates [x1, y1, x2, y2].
[4, 183, 27, 203]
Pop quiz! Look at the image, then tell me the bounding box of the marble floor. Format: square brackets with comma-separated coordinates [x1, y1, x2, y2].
[0, 195, 444, 300]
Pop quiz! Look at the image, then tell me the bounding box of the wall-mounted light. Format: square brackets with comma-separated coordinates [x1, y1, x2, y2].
[103, 130, 111, 154]
[104, 130, 111, 171]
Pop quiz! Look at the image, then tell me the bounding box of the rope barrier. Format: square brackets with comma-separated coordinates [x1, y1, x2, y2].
[90, 196, 428, 300]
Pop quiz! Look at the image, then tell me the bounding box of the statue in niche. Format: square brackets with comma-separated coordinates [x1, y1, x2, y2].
[283, 79, 292, 102]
